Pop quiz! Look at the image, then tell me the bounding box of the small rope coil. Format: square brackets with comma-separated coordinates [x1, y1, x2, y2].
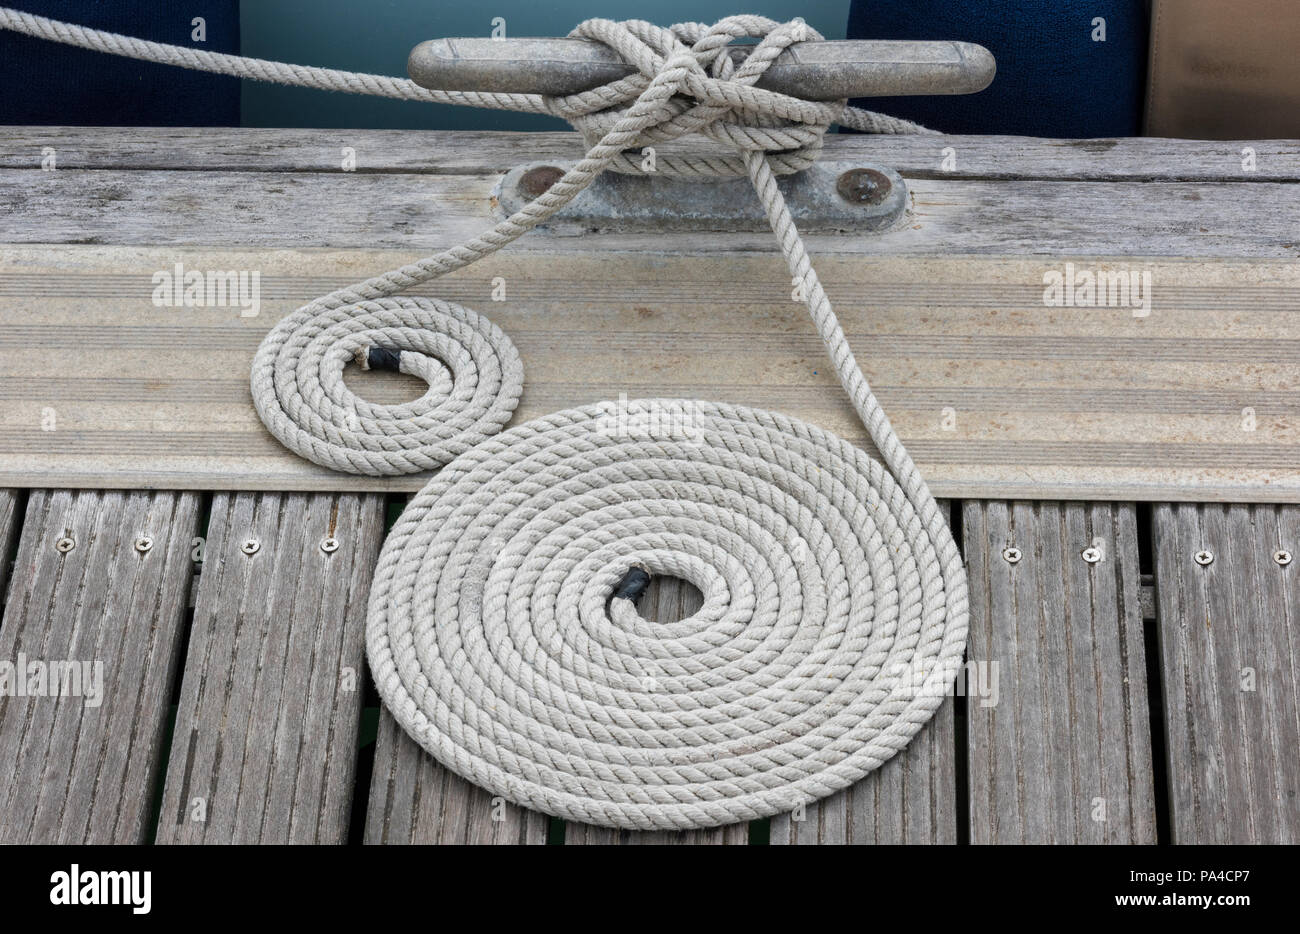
[250, 297, 523, 476]
[0, 8, 969, 830]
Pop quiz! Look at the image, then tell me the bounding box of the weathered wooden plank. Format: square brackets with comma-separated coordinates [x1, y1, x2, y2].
[364, 710, 550, 845]
[155, 491, 384, 844]
[769, 700, 955, 845]
[964, 501, 1156, 844]
[2, 247, 1298, 502]
[565, 578, 747, 845]
[4, 164, 1299, 257]
[769, 502, 956, 845]
[3, 128, 1296, 182]
[1151, 503, 1300, 844]
[0, 489, 21, 603]
[0, 489, 199, 843]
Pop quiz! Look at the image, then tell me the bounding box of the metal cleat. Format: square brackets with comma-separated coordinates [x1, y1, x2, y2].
[409, 37, 995, 233]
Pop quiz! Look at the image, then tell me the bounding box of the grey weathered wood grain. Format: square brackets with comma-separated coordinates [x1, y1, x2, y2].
[0, 489, 199, 843]
[4, 163, 1299, 257]
[0, 489, 21, 605]
[566, 578, 747, 845]
[155, 491, 384, 844]
[963, 501, 1156, 844]
[1152, 503, 1300, 844]
[770, 502, 956, 845]
[3, 128, 1296, 182]
[769, 700, 955, 845]
[364, 710, 549, 845]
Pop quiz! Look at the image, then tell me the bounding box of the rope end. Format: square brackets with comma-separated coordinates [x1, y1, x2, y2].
[613, 566, 652, 604]
[365, 346, 403, 373]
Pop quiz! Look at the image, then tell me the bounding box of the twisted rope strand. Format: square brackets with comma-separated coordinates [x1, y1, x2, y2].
[1, 9, 968, 830]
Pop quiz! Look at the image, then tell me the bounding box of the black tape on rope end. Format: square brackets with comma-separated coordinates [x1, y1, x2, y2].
[366, 346, 403, 373]
[613, 566, 652, 604]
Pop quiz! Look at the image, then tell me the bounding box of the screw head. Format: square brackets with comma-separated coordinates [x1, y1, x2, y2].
[1194, 550, 1214, 566]
[241, 539, 261, 556]
[1002, 546, 1022, 564]
[836, 167, 892, 205]
[55, 536, 75, 554]
[320, 537, 340, 554]
[134, 537, 153, 553]
[1082, 546, 1102, 564]
[1274, 549, 1292, 566]
[518, 165, 564, 198]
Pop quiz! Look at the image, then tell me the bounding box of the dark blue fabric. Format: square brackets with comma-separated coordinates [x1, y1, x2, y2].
[847, 1, 1148, 137]
[0, 1, 239, 126]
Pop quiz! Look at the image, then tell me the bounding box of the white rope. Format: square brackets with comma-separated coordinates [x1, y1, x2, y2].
[2, 9, 968, 830]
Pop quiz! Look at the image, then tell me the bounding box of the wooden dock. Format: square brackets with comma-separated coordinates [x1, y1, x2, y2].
[0, 128, 1296, 843]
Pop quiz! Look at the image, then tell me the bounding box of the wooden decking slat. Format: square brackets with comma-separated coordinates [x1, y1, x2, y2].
[0, 489, 21, 604]
[364, 712, 549, 845]
[4, 129, 1296, 182]
[769, 701, 955, 845]
[0, 489, 199, 843]
[154, 491, 384, 844]
[5, 248, 1300, 502]
[964, 502, 1156, 844]
[1152, 503, 1300, 844]
[5, 165, 1299, 256]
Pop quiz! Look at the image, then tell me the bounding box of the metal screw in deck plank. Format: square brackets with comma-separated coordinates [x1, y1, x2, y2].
[1274, 549, 1292, 566]
[320, 537, 340, 554]
[135, 537, 153, 553]
[1081, 546, 1102, 564]
[1194, 549, 1214, 566]
[241, 538, 261, 556]
[55, 536, 75, 554]
[1002, 546, 1022, 564]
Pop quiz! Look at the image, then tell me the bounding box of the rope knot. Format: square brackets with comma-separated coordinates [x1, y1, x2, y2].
[547, 16, 845, 177]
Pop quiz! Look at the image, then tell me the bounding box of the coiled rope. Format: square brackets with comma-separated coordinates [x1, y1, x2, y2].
[2, 9, 968, 829]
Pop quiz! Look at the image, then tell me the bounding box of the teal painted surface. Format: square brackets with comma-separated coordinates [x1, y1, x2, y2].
[240, 1, 850, 130]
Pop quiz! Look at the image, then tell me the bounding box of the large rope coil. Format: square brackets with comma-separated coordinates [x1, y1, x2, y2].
[368, 399, 966, 828]
[0, 9, 969, 830]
